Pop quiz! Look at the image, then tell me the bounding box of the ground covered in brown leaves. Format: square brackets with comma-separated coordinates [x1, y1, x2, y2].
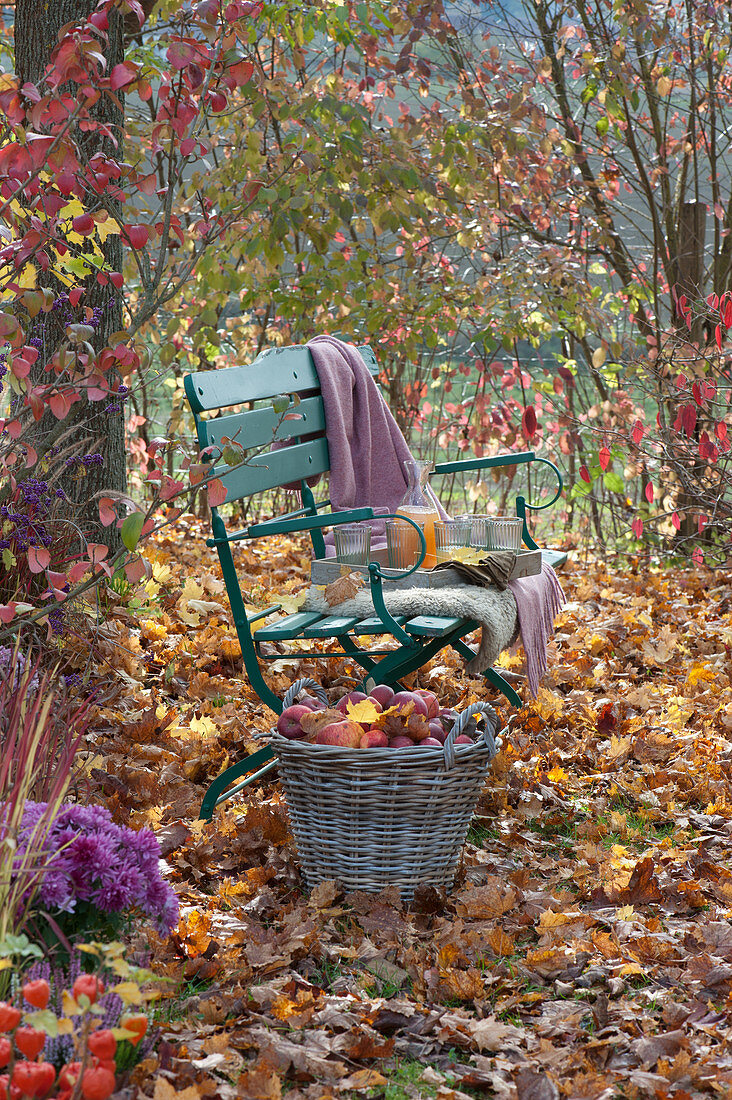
[78, 521, 732, 1100]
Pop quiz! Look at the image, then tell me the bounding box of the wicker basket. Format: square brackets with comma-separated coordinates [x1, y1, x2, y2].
[269, 678, 503, 901]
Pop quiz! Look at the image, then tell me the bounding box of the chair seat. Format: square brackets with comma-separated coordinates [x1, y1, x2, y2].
[404, 615, 473, 636]
[254, 610, 473, 642]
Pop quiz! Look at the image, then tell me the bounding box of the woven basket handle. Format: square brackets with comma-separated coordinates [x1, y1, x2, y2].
[282, 677, 328, 710]
[443, 702, 502, 770]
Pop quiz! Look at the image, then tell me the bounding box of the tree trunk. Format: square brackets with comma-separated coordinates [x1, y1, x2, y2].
[16, 0, 127, 552]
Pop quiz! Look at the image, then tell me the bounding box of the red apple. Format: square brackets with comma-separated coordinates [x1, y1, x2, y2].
[391, 691, 429, 717]
[276, 704, 311, 739]
[388, 735, 413, 748]
[360, 728, 389, 748]
[413, 689, 439, 718]
[369, 684, 395, 708]
[428, 720, 447, 744]
[315, 720, 362, 747]
[297, 695, 322, 711]
[454, 734, 473, 745]
[420, 737, 443, 747]
[336, 691, 368, 715]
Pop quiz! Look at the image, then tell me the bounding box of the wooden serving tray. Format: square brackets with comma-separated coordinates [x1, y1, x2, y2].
[310, 547, 542, 590]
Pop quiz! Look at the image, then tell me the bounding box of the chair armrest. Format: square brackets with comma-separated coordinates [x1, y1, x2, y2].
[433, 452, 563, 511]
[207, 508, 375, 546]
[246, 507, 374, 538]
[432, 451, 535, 474]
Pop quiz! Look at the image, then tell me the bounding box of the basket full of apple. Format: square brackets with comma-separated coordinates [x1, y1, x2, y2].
[270, 677, 503, 900]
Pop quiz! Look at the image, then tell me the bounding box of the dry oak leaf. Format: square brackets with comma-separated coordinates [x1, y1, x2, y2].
[153, 1083, 209, 1100]
[593, 856, 663, 907]
[470, 1015, 526, 1052]
[525, 946, 578, 980]
[300, 708, 344, 736]
[515, 1069, 559, 1100]
[238, 1065, 282, 1100]
[631, 1029, 687, 1070]
[484, 928, 515, 957]
[337, 1068, 388, 1091]
[640, 626, 677, 666]
[332, 1025, 394, 1060]
[323, 571, 364, 606]
[308, 879, 343, 909]
[439, 966, 487, 1003]
[455, 879, 518, 919]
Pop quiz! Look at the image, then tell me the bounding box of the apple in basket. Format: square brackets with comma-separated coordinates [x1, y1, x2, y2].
[412, 688, 440, 718]
[276, 704, 312, 739]
[391, 690, 429, 717]
[315, 720, 363, 747]
[360, 728, 389, 748]
[298, 695, 322, 711]
[369, 684, 395, 708]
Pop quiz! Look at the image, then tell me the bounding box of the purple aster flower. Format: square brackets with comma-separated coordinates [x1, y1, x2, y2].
[15, 802, 179, 936]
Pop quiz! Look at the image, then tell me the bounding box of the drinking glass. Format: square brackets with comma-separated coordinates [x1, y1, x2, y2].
[460, 513, 492, 551]
[385, 518, 420, 570]
[433, 518, 472, 563]
[487, 517, 523, 550]
[333, 523, 371, 565]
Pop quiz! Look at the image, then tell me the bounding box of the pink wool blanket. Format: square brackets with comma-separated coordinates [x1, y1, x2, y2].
[508, 562, 565, 697]
[307, 335, 445, 552]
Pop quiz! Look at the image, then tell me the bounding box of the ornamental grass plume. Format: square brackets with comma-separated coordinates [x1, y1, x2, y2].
[0, 650, 87, 949]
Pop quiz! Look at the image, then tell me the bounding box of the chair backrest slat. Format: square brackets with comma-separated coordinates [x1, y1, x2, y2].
[215, 437, 330, 501]
[200, 395, 326, 454]
[185, 347, 319, 413]
[187, 344, 379, 504]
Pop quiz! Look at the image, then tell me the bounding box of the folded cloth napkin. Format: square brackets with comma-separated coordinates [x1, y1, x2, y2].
[306, 335, 446, 553]
[430, 551, 518, 591]
[508, 562, 565, 697]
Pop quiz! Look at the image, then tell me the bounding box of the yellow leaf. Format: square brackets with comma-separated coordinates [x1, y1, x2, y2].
[180, 578, 204, 603]
[189, 714, 217, 738]
[448, 546, 486, 564]
[62, 991, 82, 1017]
[616, 905, 635, 919]
[96, 217, 120, 242]
[112, 981, 144, 1006]
[346, 699, 381, 724]
[278, 591, 308, 615]
[243, 604, 266, 631]
[176, 609, 201, 627]
[687, 662, 716, 687]
[657, 75, 672, 96]
[547, 765, 569, 785]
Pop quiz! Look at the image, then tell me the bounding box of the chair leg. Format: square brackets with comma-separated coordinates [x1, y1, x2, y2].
[199, 747, 277, 820]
